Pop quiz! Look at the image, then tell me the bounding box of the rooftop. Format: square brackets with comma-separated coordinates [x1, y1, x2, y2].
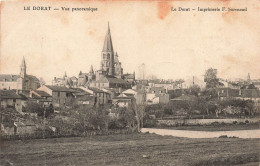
[0, 90, 25, 99]
[45, 85, 76, 92]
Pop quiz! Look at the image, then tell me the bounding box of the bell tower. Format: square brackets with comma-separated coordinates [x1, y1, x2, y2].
[101, 22, 115, 76]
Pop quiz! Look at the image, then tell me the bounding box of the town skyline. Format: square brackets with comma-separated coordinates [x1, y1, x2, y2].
[1, 1, 259, 84]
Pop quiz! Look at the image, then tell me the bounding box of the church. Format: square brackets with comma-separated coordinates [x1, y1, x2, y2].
[0, 57, 40, 91]
[52, 23, 135, 89]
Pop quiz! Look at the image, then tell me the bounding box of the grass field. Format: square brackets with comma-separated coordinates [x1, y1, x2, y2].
[0, 133, 259, 166]
[157, 123, 260, 131]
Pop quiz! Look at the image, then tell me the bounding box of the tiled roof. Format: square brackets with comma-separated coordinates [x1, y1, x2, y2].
[113, 96, 134, 100]
[149, 87, 165, 94]
[88, 87, 107, 93]
[72, 88, 92, 95]
[171, 95, 196, 101]
[241, 89, 260, 98]
[34, 90, 51, 97]
[253, 82, 260, 85]
[45, 85, 76, 92]
[0, 74, 20, 82]
[0, 90, 23, 99]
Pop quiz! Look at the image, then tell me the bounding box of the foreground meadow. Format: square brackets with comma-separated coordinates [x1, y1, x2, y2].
[0, 133, 259, 166]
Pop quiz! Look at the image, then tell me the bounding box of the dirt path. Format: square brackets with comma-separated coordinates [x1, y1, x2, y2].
[141, 128, 260, 138]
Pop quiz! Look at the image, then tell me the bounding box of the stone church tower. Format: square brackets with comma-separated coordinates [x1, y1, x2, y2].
[101, 23, 115, 76]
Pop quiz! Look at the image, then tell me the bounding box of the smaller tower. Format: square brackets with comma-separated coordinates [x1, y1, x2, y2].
[63, 72, 67, 79]
[247, 73, 251, 83]
[20, 57, 26, 78]
[89, 65, 95, 80]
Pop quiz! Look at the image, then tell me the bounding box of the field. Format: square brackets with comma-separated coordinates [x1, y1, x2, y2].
[0, 133, 259, 166]
[157, 123, 260, 131]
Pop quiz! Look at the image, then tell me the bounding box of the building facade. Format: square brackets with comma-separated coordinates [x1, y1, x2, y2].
[0, 57, 40, 91]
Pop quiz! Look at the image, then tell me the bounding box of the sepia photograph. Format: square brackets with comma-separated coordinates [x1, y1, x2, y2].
[0, 0, 259, 165]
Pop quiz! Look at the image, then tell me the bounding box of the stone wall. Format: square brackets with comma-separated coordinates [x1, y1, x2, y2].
[157, 118, 260, 126]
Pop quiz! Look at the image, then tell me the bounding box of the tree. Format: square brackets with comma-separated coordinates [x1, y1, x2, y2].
[175, 79, 185, 88]
[24, 101, 53, 117]
[247, 84, 256, 89]
[204, 68, 219, 89]
[188, 84, 201, 96]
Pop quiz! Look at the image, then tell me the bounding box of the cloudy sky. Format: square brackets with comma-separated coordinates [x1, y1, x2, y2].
[1, 0, 259, 84]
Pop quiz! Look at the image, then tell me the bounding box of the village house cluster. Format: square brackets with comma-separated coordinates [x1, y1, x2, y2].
[1, 24, 260, 135]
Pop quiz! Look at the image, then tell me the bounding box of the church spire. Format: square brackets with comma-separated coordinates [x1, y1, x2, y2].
[102, 22, 114, 52]
[20, 56, 26, 78]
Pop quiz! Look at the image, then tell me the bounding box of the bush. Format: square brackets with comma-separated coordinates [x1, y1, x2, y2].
[233, 121, 237, 124]
[143, 119, 157, 128]
[245, 120, 249, 124]
[211, 122, 219, 126]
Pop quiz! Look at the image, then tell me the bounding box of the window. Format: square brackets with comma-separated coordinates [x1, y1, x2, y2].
[107, 54, 110, 59]
[57, 92, 60, 97]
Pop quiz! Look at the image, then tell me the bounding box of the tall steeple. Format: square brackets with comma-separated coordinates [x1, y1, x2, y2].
[101, 22, 115, 76]
[20, 56, 26, 78]
[102, 22, 114, 52]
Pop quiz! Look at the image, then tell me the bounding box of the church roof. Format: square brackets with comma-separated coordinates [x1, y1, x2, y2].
[0, 74, 20, 82]
[123, 73, 135, 79]
[27, 75, 40, 82]
[102, 23, 114, 52]
[94, 77, 130, 85]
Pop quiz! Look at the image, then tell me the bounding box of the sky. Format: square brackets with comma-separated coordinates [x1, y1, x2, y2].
[1, 0, 260, 84]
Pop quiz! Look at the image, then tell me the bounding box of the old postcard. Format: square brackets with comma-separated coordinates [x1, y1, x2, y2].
[0, 0, 259, 165]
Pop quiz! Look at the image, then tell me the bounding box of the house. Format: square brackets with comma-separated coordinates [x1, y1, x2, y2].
[112, 94, 135, 108]
[30, 90, 52, 107]
[122, 89, 146, 104]
[80, 87, 111, 106]
[253, 81, 260, 89]
[71, 88, 94, 106]
[170, 95, 197, 108]
[123, 73, 135, 85]
[90, 76, 131, 89]
[102, 88, 120, 99]
[238, 89, 260, 102]
[216, 87, 240, 99]
[37, 85, 76, 108]
[146, 93, 170, 105]
[146, 87, 169, 104]
[0, 90, 27, 112]
[216, 88, 260, 103]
